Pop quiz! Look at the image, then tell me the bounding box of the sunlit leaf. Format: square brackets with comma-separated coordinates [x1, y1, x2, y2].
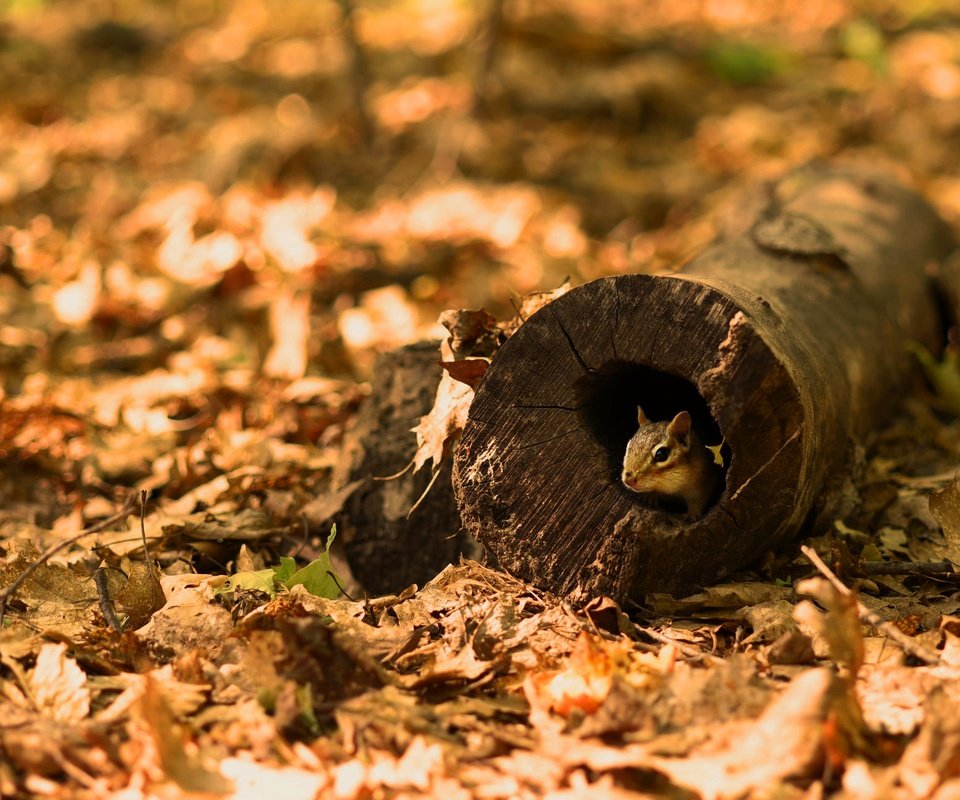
[280, 526, 340, 599]
[273, 556, 298, 585]
[216, 568, 278, 598]
[838, 18, 887, 74]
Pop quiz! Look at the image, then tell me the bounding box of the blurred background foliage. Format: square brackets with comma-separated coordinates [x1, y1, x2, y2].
[2, 0, 960, 389]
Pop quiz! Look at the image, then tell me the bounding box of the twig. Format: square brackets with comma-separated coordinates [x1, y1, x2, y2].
[0, 494, 138, 625]
[335, 0, 374, 148]
[406, 463, 442, 518]
[632, 625, 711, 661]
[800, 545, 940, 665]
[473, 0, 505, 116]
[94, 568, 124, 631]
[139, 489, 164, 617]
[860, 560, 955, 578]
[374, 460, 414, 481]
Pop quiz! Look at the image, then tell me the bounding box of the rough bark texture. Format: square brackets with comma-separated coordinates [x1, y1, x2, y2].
[454, 163, 956, 602]
[334, 342, 474, 594]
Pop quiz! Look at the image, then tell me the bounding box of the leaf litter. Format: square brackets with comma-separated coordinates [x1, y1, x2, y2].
[3, 0, 960, 798]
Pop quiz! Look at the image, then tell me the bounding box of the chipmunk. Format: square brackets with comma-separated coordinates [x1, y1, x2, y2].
[621, 406, 722, 517]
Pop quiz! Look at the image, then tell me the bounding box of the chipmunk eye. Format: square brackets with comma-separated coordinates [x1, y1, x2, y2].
[653, 446, 670, 463]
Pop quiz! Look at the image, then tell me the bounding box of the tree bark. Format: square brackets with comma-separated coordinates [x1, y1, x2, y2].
[454, 163, 956, 602]
[334, 342, 474, 594]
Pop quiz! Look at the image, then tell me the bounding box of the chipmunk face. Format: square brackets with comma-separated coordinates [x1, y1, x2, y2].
[621, 407, 693, 494]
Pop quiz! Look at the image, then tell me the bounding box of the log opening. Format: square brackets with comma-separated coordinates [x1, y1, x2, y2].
[573, 361, 727, 511]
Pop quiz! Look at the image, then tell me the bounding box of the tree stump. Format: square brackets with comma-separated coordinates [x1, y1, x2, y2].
[454, 163, 956, 602]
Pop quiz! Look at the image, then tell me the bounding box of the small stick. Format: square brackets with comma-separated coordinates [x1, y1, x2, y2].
[0, 494, 138, 625]
[859, 560, 955, 578]
[801, 545, 940, 665]
[94, 568, 124, 631]
[406, 464, 442, 518]
[473, 0, 506, 115]
[138, 490, 164, 614]
[335, 0, 374, 148]
[632, 625, 711, 661]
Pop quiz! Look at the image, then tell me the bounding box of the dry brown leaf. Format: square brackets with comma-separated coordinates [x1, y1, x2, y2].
[263, 289, 310, 379]
[650, 668, 834, 800]
[525, 632, 615, 719]
[440, 357, 489, 389]
[411, 370, 473, 473]
[260, 189, 334, 272]
[502, 281, 574, 336]
[740, 599, 799, 645]
[114, 559, 166, 630]
[928, 477, 960, 565]
[219, 758, 328, 800]
[135, 574, 236, 659]
[438, 308, 501, 358]
[28, 643, 90, 724]
[0, 542, 98, 638]
[795, 577, 864, 675]
[899, 683, 960, 798]
[130, 674, 233, 793]
[857, 664, 927, 736]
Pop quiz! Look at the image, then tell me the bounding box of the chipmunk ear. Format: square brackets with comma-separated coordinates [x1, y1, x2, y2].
[667, 411, 691, 444]
[637, 405, 650, 425]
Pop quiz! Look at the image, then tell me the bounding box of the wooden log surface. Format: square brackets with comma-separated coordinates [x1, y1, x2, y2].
[453, 163, 957, 602]
[332, 342, 474, 594]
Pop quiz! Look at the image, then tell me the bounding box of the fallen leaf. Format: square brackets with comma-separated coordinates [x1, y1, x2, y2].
[525, 632, 615, 718]
[651, 668, 834, 800]
[411, 370, 473, 472]
[29, 643, 90, 723]
[898, 683, 960, 798]
[503, 281, 573, 335]
[437, 308, 501, 358]
[440, 357, 489, 389]
[795, 577, 864, 674]
[263, 289, 310, 379]
[132, 674, 234, 793]
[928, 477, 960, 564]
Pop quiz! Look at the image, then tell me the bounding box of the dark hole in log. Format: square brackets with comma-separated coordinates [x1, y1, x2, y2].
[928, 277, 957, 345]
[573, 361, 727, 509]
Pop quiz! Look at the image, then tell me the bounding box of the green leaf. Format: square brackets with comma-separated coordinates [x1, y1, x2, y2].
[296, 684, 320, 737]
[279, 525, 341, 599]
[273, 556, 298, 585]
[214, 568, 278, 598]
[907, 341, 960, 414]
[838, 18, 887, 74]
[703, 39, 792, 85]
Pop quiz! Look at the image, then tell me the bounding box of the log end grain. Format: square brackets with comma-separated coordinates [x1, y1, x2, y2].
[454, 275, 804, 600]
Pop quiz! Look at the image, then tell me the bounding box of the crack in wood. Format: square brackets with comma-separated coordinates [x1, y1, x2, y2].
[510, 403, 579, 411]
[611, 284, 621, 360]
[516, 429, 581, 449]
[549, 306, 591, 374]
[730, 426, 802, 503]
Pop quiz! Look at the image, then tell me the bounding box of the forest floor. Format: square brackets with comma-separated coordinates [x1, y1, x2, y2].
[4, 0, 960, 797]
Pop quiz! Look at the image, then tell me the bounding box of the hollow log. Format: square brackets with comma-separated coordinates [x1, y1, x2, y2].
[453, 163, 956, 602]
